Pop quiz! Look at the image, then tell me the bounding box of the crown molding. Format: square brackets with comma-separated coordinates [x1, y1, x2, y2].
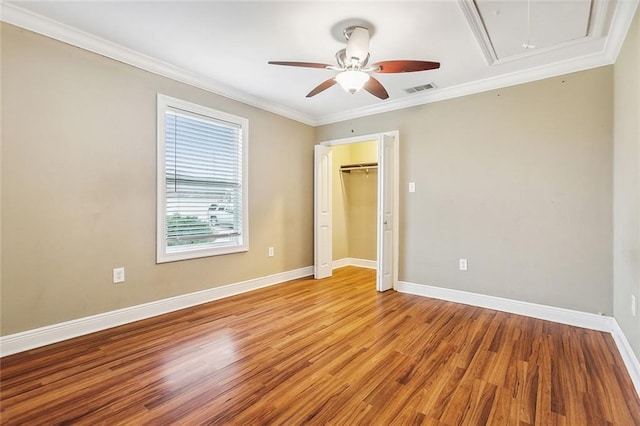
[315, 50, 609, 125]
[602, 0, 640, 63]
[1, 1, 638, 128]
[0, 3, 317, 126]
[457, 0, 497, 65]
[457, 0, 615, 66]
[316, 0, 639, 126]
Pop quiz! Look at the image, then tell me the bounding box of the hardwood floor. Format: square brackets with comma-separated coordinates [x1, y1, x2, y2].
[1, 266, 639, 425]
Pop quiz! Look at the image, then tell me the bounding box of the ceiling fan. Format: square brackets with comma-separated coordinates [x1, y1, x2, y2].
[268, 26, 440, 100]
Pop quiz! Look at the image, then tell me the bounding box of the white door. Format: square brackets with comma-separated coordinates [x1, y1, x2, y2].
[314, 145, 333, 279]
[377, 135, 395, 291]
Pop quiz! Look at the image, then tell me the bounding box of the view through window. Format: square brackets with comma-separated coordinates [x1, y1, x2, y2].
[157, 95, 248, 262]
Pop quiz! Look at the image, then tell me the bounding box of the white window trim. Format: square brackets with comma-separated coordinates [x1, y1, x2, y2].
[156, 94, 249, 263]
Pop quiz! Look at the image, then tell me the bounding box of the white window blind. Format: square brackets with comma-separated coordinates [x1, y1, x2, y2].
[157, 95, 248, 262]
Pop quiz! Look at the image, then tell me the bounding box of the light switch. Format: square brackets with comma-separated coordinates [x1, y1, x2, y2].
[459, 259, 468, 271]
[113, 267, 125, 283]
[409, 182, 416, 193]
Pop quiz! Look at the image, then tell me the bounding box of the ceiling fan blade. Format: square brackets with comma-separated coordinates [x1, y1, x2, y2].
[345, 26, 370, 63]
[268, 61, 332, 69]
[363, 76, 389, 100]
[306, 78, 337, 97]
[373, 60, 441, 73]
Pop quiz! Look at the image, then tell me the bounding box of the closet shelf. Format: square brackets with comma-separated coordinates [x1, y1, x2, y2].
[340, 162, 378, 173]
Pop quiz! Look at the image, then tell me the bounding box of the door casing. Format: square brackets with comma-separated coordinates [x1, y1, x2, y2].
[314, 131, 399, 291]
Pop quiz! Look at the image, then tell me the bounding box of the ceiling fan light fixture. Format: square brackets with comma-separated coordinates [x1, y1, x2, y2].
[335, 70, 370, 94]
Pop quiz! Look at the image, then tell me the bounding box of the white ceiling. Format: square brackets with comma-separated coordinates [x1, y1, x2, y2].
[2, 1, 638, 126]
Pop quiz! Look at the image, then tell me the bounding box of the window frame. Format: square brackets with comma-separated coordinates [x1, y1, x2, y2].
[156, 94, 249, 263]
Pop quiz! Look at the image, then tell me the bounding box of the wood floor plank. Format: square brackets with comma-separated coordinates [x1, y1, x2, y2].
[2, 266, 639, 425]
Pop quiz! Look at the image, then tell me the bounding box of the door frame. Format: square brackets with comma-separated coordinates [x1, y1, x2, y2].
[316, 130, 399, 291]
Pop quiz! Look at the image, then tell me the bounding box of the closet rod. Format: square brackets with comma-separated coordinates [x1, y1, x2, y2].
[340, 162, 378, 173]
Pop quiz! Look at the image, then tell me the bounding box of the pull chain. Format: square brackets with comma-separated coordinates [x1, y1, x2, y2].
[522, 0, 536, 49]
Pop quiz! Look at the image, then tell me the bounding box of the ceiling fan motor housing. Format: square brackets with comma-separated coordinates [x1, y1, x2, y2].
[344, 26, 370, 65]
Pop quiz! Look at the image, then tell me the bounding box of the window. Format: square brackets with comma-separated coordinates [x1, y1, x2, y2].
[157, 94, 248, 263]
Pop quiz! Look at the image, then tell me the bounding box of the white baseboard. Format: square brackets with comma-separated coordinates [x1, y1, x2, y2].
[333, 258, 377, 270]
[611, 320, 640, 396]
[0, 266, 313, 357]
[4, 268, 638, 399]
[396, 281, 613, 331]
[397, 280, 640, 398]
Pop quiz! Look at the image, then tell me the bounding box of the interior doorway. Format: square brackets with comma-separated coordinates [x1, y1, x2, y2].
[314, 131, 399, 291]
[333, 140, 378, 270]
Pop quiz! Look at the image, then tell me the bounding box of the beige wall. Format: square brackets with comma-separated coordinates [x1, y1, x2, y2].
[347, 170, 377, 261]
[346, 141, 377, 261]
[349, 141, 378, 164]
[318, 67, 614, 315]
[330, 141, 378, 261]
[0, 24, 315, 335]
[613, 9, 640, 358]
[1, 18, 631, 346]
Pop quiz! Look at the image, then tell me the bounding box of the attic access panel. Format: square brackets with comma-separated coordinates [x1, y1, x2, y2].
[462, 0, 594, 63]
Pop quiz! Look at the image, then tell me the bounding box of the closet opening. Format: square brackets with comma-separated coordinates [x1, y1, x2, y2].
[314, 131, 398, 292]
[333, 142, 379, 271]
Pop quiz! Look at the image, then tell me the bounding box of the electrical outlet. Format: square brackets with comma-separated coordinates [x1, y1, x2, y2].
[632, 295, 636, 317]
[268, 247, 274, 257]
[113, 267, 125, 284]
[459, 259, 468, 271]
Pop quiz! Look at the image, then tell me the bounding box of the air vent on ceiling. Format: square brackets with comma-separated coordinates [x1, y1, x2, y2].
[404, 83, 436, 94]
